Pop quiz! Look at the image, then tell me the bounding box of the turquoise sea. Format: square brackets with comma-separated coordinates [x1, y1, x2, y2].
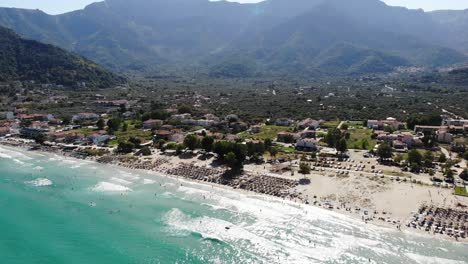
[0, 145, 467, 264]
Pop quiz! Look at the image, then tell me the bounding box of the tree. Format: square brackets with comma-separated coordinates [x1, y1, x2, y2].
[178, 105, 192, 114]
[299, 162, 311, 175]
[184, 134, 199, 151]
[201, 136, 214, 152]
[410, 163, 421, 173]
[408, 150, 423, 166]
[438, 153, 447, 163]
[377, 143, 393, 160]
[423, 151, 434, 168]
[176, 144, 185, 155]
[394, 154, 403, 164]
[336, 138, 348, 153]
[383, 126, 395, 133]
[264, 138, 273, 150]
[361, 139, 369, 150]
[96, 118, 105, 130]
[460, 169, 468, 181]
[137, 146, 152, 156]
[247, 142, 265, 159]
[122, 122, 128, 132]
[407, 113, 442, 130]
[33, 133, 47, 145]
[444, 167, 454, 180]
[341, 123, 349, 130]
[117, 141, 135, 154]
[269, 147, 278, 158]
[107, 117, 121, 134]
[61, 116, 71, 125]
[225, 152, 239, 169]
[128, 137, 141, 148]
[20, 119, 32, 128]
[325, 128, 342, 148]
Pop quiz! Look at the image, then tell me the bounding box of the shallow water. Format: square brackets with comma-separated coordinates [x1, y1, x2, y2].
[0, 145, 467, 264]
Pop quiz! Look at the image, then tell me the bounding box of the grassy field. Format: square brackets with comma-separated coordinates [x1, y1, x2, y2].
[346, 128, 375, 150]
[454, 137, 468, 144]
[322, 120, 341, 129]
[277, 145, 295, 153]
[342, 120, 365, 129]
[238, 125, 294, 140]
[454, 186, 468, 197]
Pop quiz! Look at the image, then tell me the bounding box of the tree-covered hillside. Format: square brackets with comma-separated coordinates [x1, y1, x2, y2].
[0, 26, 125, 88]
[0, 0, 466, 78]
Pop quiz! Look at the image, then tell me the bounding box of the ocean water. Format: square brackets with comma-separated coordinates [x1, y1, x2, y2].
[0, 145, 467, 264]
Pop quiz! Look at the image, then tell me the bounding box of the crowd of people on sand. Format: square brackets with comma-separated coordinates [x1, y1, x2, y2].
[408, 205, 467, 240]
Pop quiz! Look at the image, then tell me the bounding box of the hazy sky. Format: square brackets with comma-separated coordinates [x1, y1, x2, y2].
[0, 0, 467, 15]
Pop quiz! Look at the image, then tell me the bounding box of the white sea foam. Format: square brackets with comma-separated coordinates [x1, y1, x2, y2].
[142, 179, 156, 185]
[0, 152, 12, 159]
[405, 253, 467, 264]
[167, 181, 467, 264]
[33, 166, 44, 171]
[0, 146, 33, 160]
[26, 178, 53, 187]
[110, 177, 133, 186]
[91, 182, 132, 192]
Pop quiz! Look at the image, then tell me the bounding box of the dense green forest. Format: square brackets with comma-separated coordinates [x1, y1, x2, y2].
[0, 26, 125, 88]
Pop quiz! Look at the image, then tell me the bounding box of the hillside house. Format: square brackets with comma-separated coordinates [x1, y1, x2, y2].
[72, 113, 99, 123]
[143, 119, 163, 129]
[275, 118, 294, 127]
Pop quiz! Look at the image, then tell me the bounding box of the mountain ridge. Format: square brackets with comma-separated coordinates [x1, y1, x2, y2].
[0, 0, 466, 78]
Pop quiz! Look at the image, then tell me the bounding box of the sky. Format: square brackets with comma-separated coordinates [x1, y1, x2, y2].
[0, 0, 467, 15]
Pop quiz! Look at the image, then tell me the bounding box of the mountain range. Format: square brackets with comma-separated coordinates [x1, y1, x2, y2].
[0, 26, 124, 87]
[0, 0, 467, 78]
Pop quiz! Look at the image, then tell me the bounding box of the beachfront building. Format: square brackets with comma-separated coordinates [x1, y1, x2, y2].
[296, 138, 318, 152]
[20, 127, 49, 138]
[87, 130, 111, 146]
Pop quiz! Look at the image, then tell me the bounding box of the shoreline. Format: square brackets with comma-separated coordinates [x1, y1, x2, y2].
[0, 139, 466, 243]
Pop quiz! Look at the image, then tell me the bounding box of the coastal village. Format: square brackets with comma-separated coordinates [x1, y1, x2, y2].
[0, 84, 468, 241]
